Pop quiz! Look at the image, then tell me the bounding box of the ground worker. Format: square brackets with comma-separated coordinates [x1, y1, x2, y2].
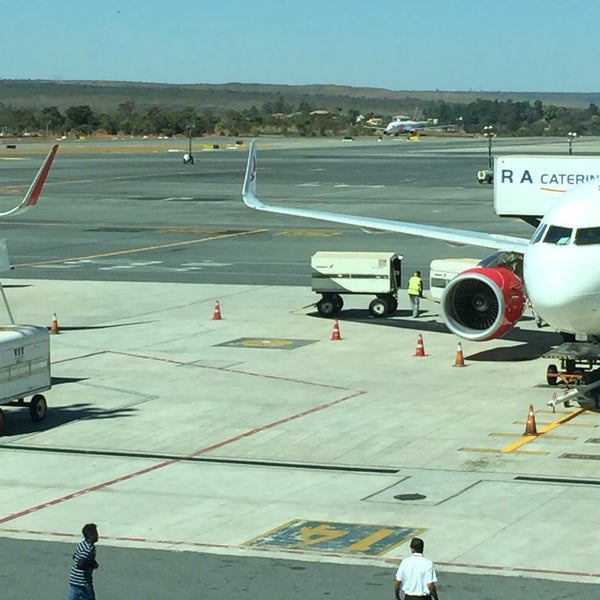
[407, 270, 423, 318]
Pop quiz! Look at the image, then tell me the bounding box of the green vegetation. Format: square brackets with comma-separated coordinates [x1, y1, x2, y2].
[1, 80, 599, 138]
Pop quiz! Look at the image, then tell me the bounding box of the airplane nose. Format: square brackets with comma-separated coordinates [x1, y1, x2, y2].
[525, 246, 600, 334]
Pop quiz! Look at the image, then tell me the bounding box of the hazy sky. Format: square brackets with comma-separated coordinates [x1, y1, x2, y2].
[4, 0, 598, 92]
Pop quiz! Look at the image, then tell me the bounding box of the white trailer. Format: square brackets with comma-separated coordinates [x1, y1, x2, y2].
[311, 251, 403, 317]
[0, 325, 51, 434]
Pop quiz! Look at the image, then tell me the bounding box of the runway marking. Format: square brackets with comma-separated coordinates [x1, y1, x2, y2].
[216, 337, 316, 350]
[502, 408, 586, 453]
[243, 519, 423, 556]
[0, 350, 366, 525]
[274, 229, 341, 237]
[13, 228, 267, 268]
[489, 432, 576, 440]
[459, 447, 549, 455]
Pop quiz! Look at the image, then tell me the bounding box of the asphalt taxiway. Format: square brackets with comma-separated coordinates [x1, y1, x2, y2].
[0, 136, 599, 598]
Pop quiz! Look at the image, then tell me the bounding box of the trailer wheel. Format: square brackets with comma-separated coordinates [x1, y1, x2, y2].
[384, 296, 398, 315]
[29, 394, 47, 423]
[369, 297, 390, 318]
[317, 296, 340, 317]
[546, 364, 559, 386]
[333, 294, 344, 312]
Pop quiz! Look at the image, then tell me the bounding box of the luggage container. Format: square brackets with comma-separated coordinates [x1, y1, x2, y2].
[311, 251, 403, 317]
[0, 324, 51, 433]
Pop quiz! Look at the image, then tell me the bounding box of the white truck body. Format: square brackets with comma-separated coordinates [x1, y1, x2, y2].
[429, 258, 481, 301]
[0, 325, 51, 404]
[311, 251, 402, 295]
[494, 155, 600, 217]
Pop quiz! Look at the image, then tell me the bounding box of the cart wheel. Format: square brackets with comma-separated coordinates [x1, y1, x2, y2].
[385, 296, 398, 315]
[546, 364, 559, 386]
[333, 294, 344, 312]
[317, 295, 341, 316]
[369, 297, 389, 318]
[29, 394, 47, 423]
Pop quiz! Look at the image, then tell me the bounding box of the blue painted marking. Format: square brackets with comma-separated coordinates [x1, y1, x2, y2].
[243, 519, 422, 556]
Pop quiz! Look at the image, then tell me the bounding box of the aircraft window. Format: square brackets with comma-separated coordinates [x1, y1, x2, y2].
[530, 223, 547, 244]
[575, 226, 600, 245]
[543, 225, 572, 245]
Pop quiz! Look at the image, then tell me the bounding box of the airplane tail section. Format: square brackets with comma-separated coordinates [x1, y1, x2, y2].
[242, 139, 265, 210]
[411, 102, 421, 121]
[1, 144, 59, 217]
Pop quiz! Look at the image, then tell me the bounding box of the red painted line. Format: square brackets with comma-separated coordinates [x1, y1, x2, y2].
[0, 387, 365, 525]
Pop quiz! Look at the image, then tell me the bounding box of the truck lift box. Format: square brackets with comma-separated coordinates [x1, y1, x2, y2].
[311, 251, 402, 317]
[429, 258, 480, 301]
[0, 325, 51, 433]
[494, 155, 600, 217]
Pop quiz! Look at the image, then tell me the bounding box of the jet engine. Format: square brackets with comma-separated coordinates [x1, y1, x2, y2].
[440, 266, 526, 341]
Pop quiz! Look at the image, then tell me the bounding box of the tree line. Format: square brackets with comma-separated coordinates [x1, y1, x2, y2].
[2, 95, 599, 138]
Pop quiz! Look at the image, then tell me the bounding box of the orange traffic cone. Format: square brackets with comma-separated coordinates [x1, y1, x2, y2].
[212, 300, 222, 320]
[453, 342, 465, 367]
[524, 404, 538, 436]
[331, 319, 342, 341]
[50, 313, 60, 335]
[414, 333, 425, 357]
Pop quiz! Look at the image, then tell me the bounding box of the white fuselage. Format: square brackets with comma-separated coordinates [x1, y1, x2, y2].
[524, 183, 600, 336]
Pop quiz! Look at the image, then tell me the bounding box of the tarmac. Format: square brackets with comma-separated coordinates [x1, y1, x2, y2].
[0, 276, 598, 583]
[1, 135, 600, 591]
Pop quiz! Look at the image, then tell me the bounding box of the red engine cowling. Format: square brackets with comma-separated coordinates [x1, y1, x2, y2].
[440, 266, 525, 341]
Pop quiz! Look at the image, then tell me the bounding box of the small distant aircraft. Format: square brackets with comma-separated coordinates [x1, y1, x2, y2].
[364, 104, 440, 136]
[1, 145, 58, 216]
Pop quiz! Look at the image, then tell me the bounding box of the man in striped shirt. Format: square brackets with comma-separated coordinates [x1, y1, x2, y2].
[68, 523, 99, 600]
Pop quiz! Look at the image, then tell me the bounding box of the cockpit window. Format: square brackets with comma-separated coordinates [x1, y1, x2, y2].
[575, 226, 600, 246]
[543, 225, 572, 245]
[530, 223, 547, 244]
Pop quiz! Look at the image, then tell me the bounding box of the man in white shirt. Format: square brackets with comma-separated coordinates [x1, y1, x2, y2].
[394, 537, 439, 600]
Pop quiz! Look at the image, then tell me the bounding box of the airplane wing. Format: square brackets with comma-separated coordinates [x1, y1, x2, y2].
[242, 140, 529, 254]
[0, 144, 59, 217]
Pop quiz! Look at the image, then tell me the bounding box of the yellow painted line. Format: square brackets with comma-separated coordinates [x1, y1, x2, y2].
[513, 419, 596, 428]
[489, 432, 576, 440]
[502, 408, 586, 453]
[346, 528, 395, 552]
[14, 228, 267, 268]
[274, 229, 341, 237]
[459, 447, 549, 455]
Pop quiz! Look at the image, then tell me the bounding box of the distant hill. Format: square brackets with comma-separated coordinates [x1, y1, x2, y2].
[1, 80, 599, 116]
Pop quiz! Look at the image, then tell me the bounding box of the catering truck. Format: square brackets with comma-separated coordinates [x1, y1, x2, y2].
[493, 155, 600, 218]
[311, 251, 403, 317]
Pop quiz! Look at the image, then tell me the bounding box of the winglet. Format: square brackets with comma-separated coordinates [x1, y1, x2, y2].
[0, 144, 59, 217]
[242, 139, 266, 210]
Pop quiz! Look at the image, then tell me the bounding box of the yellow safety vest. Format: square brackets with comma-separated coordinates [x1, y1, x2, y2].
[408, 275, 422, 296]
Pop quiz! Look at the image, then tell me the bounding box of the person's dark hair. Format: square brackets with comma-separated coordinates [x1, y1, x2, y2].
[82, 523, 98, 540]
[415, 271, 421, 277]
[410, 537, 424, 553]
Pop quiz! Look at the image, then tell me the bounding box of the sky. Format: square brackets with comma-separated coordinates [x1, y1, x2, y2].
[3, 0, 599, 93]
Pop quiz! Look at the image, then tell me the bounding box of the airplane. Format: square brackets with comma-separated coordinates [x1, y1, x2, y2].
[242, 139, 600, 408]
[364, 104, 441, 136]
[0, 144, 59, 217]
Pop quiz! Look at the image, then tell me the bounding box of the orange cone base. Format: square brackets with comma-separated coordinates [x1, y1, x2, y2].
[50, 314, 60, 335]
[453, 342, 465, 367]
[331, 320, 342, 341]
[524, 404, 538, 436]
[414, 334, 425, 357]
